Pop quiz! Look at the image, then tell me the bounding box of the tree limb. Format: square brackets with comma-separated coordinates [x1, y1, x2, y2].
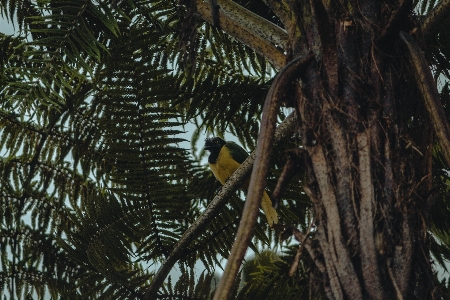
[196, 0, 288, 69]
[422, 0, 450, 40]
[143, 111, 298, 300]
[400, 31, 450, 167]
[213, 54, 313, 300]
[263, 0, 290, 29]
[263, 0, 304, 59]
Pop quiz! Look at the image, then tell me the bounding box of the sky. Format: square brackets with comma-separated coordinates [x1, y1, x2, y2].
[1, 15, 16, 35]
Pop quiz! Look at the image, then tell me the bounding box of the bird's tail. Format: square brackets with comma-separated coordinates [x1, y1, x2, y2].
[261, 191, 278, 226]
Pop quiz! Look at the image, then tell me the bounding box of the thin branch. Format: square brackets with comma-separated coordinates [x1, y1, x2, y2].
[143, 111, 298, 300]
[291, 227, 325, 273]
[387, 263, 404, 300]
[196, 0, 287, 69]
[400, 31, 450, 167]
[271, 148, 306, 208]
[422, 0, 450, 40]
[289, 218, 315, 276]
[213, 54, 313, 300]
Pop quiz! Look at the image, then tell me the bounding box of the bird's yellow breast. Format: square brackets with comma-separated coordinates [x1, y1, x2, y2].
[209, 146, 242, 185]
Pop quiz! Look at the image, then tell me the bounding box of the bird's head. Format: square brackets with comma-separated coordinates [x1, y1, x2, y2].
[204, 137, 226, 152]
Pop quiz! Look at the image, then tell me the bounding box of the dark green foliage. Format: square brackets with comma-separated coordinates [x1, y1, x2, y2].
[1, 0, 450, 299]
[0, 1, 301, 298]
[237, 249, 320, 300]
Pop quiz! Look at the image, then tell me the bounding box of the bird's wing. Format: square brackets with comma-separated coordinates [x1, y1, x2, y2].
[225, 142, 249, 164]
[225, 141, 278, 226]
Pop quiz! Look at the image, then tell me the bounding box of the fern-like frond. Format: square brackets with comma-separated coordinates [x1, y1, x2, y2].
[158, 266, 215, 300]
[237, 248, 318, 300]
[1, 3, 197, 298]
[1, 0, 118, 111]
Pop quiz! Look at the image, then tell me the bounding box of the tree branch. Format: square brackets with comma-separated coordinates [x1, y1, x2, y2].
[143, 111, 298, 300]
[263, 0, 304, 59]
[400, 31, 450, 167]
[263, 0, 290, 29]
[422, 0, 450, 40]
[196, 0, 288, 69]
[213, 54, 313, 300]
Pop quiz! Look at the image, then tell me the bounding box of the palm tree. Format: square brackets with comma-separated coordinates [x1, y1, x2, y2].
[1, 0, 450, 299]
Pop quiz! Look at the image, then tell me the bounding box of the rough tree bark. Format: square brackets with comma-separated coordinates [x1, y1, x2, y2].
[211, 0, 449, 299]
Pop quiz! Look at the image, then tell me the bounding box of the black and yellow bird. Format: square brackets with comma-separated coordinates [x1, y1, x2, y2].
[204, 137, 278, 225]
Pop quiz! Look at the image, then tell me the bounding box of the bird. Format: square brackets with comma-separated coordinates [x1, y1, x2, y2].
[204, 137, 278, 226]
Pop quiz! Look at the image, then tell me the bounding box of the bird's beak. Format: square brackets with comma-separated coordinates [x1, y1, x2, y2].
[204, 138, 213, 151]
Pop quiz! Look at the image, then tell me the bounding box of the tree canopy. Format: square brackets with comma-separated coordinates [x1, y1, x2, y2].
[1, 0, 450, 299]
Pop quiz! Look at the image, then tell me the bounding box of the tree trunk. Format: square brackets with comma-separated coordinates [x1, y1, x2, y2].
[284, 1, 437, 299]
[191, 1, 446, 299]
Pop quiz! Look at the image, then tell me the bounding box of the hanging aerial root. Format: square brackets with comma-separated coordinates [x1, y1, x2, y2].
[357, 128, 384, 300]
[316, 224, 344, 300]
[400, 31, 450, 168]
[392, 216, 413, 298]
[387, 263, 405, 300]
[271, 148, 306, 208]
[309, 143, 363, 300]
[323, 104, 359, 253]
[213, 53, 313, 300]
[290, 225, 325, 273]
[289, 218, 316, 276]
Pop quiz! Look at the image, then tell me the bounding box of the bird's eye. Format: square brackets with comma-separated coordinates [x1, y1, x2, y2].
[215, 140, 218, 144]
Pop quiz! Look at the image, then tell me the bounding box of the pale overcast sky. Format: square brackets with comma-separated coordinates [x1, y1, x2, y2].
[1, 16, 17, 35]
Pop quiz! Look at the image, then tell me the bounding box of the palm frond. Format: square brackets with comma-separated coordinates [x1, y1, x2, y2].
[1, 0, 118, 111]
[158, 266, 215, 300]
[237, 248, 316, 300]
